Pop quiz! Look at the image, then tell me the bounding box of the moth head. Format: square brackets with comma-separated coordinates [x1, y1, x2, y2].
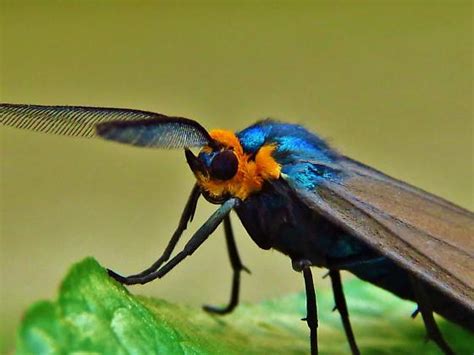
[186, 129, 281, 203]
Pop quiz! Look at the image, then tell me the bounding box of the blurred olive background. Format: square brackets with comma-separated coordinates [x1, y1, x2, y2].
[1, 1, 472, 352]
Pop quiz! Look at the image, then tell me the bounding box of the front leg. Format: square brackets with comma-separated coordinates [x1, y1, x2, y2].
[110, 197, 238, 285]
[108, 184, 200, 284]
[293, 259, 318, 355]
[203, 214, 250, 314]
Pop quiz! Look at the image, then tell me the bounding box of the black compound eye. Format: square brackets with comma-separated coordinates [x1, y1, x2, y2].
[210, 150, 238, 180]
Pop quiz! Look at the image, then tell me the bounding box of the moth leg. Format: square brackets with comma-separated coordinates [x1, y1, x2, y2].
[410, 276, 454, 355]
[329, 270, 360, 355]
[108, 184, 200, 283]
[203, 214, 250, 315]
[293, 259, 318, 355]
[110, 198, 238, 285]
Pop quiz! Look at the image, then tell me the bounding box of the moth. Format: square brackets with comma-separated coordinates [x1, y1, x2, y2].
[2, 103, 473, 354]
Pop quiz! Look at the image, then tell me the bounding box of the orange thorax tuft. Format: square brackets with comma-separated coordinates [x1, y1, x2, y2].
[196, 129, 281, 200]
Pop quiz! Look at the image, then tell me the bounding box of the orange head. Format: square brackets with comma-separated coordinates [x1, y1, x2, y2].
[185, 129, 281, 203]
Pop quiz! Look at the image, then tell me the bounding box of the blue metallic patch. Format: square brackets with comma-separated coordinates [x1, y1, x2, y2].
[237, 120, 343, 190]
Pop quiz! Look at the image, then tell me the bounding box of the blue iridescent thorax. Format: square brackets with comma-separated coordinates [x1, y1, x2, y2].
[233, 120, 352, 263]
[237, 120, 343, 190]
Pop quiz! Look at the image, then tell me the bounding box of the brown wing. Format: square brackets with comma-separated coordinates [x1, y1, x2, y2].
[293, 157, 474, 311]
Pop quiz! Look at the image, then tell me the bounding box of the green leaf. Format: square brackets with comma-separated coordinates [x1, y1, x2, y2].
[17, 258, 472, 354]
